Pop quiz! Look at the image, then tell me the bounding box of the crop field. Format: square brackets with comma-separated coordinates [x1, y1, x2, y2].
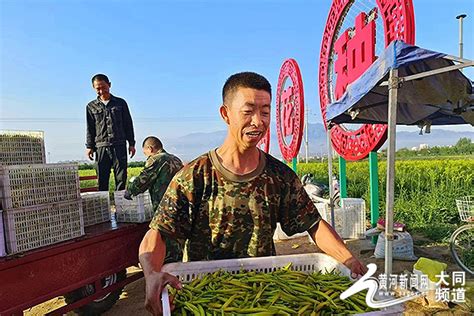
[79, 157, 474, 241]
[298, 158, 474, 241]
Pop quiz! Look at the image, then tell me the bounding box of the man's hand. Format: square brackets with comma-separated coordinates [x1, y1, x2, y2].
[129, 146, 136, 158]
[86, 148, 95, 161]
[144, 271, 182, 316]
[344, 257, 368, 279]
[123, 190, 133, 200]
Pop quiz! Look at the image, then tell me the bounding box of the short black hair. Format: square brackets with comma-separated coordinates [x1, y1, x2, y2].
[91, 74, 110, 84]
[222, 72, 271, 103]
[142, 136, 163, 150]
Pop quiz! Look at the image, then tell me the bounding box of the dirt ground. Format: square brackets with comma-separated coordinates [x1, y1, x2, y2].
[25, 235, 473, 315]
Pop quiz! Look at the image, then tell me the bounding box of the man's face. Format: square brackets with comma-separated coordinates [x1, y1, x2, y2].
[93, 80, 111, 99]
[222, 87, 271, 150]
[142, 145, 153, 158]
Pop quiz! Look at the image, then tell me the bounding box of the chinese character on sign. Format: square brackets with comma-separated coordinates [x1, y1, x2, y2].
[334, 10, 377, 100]
[419, 275, 429, 292]
[378, 273, 387, 291]
[451, 288, 466, 303]
[435, 288, 451, 302]
[452, 271, 465, 286]
[281, 86, 295, 137]
[389, 274, 398, 290]
[436, 271, 450, 286]
[409, 274, 419, 290]
[399, 274, 408, 292]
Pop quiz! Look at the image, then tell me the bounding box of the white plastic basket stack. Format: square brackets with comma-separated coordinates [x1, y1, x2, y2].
[114, 190, 154, 223]
[0, 130, 46, 165]
[0, 164, 80, 209]
[0, 161, 84, 254]
[321, 198, 366, 239]
[455, 195, 474, 222]
[3, 200, 84, 254]
[81, 192, 111, 227]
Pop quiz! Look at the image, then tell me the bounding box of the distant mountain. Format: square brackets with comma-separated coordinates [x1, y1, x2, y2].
[164, 130, 227, 161]
[394, 129, 474, 149]
[162, 124, 474, 161]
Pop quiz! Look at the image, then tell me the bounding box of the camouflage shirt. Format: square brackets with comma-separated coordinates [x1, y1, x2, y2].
[127, 149, 183, 208]
[127, 149, 184, 264]
[150, 149, 321, 261]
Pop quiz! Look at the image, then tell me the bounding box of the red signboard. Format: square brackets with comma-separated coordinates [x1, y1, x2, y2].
[319, 0, 415, 161]
[276, 59, 305, 162]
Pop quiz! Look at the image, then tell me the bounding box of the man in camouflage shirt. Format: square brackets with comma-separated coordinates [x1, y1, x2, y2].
[139, 72, 367, 315]
[125, 136, 184, 263]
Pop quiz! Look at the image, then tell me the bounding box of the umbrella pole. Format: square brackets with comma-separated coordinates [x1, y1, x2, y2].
[385, 68, 399, 276]
[327, 127, 336, 228]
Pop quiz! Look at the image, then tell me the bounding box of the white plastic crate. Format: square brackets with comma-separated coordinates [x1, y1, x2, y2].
[161, 253, 401, 316]
[0, 163, 80, 210]
[81, 192, 111, 227]
[320, 204, 344, 236]
[340, 198, 367, 239]
[0, 130, 46, 165]
[321, 198, 366, 239]
[0, 210, 6, 257]
[455, 195, 474, 222]
[161, 253, 351, 315]
[3, 200, 84, 254]
[114, 190, 154, 223]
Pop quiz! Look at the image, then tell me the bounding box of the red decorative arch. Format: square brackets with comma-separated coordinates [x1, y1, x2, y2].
[319, 0, 415, 160]
[276, 59, 305, 162]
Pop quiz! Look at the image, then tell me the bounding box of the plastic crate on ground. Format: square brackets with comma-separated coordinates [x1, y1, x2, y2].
[455, 195, 474, 222]
[320, 204, 344, 236]
[114, 190, 154, 223]
[340, 198, 367, 239]
[320, 198, 366, 239]
[0, 210, 6, 257]
[81, 192, 111, 227]
[0, 130, 46, 166]
[3, 200, 84, 254]
[0, 163, 80, 210]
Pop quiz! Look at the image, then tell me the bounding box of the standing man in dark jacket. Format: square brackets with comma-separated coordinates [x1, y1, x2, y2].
[86, 74, 136, 191]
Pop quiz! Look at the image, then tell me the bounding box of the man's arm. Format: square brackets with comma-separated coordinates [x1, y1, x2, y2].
[139, 169, 192, 315]
[85, 105, 96, 160]
[308, 220, 367, 277]
[122, 100, 135, 147]
[139, 229, 182, 315]
[128, 160, 165, 196]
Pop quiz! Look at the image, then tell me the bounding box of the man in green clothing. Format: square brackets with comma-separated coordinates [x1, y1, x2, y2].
[125, 136, 184, 263]
[139, 72, 367, 315]
[125, 136, 183, 206]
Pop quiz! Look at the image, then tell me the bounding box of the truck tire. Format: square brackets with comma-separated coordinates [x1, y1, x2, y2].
[64, 269, 127, 315]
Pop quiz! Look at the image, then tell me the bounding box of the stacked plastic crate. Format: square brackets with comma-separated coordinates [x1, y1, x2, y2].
[81, 191, 111, 227]
[321, 198, 366, 239]
[114, 190, 154, 223]
[0, 130, 46, 166]
[0, 130, 84, 255]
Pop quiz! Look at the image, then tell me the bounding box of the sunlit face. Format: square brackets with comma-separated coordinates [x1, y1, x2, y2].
[221, 87, 271, 150]
[142, 145, 153, 158]
[92, 79, 111, 100]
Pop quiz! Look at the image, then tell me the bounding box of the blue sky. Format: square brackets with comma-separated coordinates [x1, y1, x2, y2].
[1, 0, 473, 161]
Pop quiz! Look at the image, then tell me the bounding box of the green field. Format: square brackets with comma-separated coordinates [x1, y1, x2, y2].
[80, 157, 474, 241]
[297, 158, 474, 241]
